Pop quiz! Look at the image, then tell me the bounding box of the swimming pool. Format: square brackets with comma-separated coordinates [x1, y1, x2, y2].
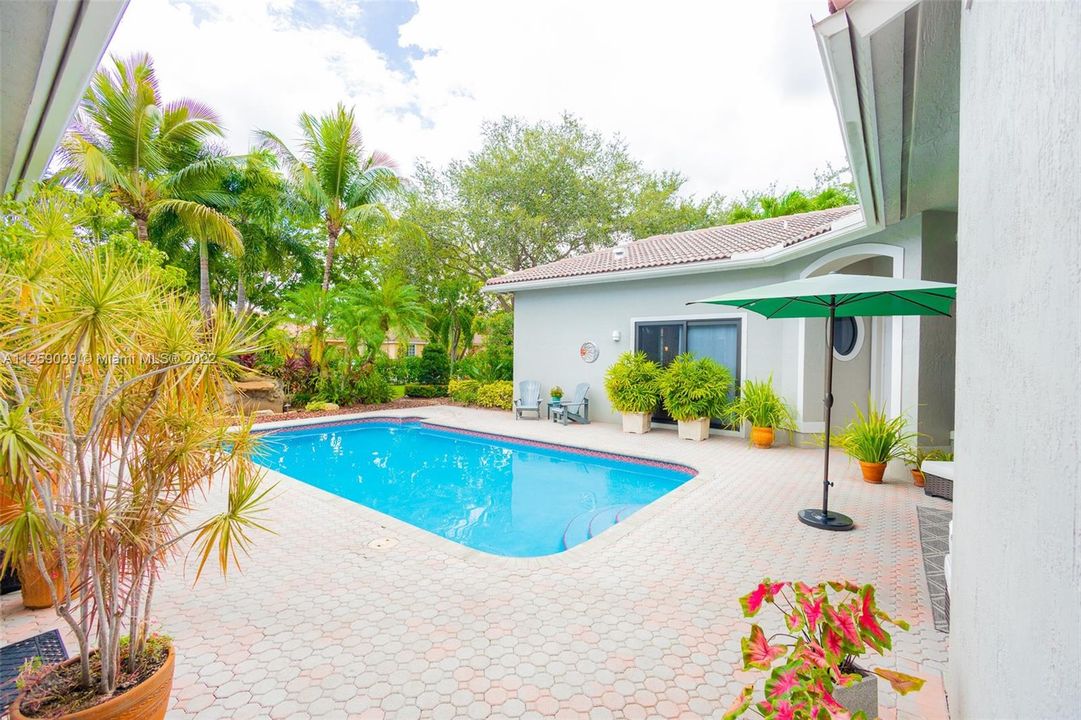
[256, 419, 696, 557]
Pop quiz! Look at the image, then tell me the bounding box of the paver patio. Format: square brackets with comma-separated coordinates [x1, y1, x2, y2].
[2, 406, 951, 719]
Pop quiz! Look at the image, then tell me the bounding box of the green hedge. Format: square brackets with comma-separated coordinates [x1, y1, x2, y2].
[404, 384, 448, 398]
[475, 380, 514, 410]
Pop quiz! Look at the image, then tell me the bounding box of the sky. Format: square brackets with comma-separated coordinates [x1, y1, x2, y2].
[105, 0, 847, 200]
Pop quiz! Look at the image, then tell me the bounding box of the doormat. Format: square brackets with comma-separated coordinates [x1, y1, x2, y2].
[1, 630, 68, 714]
[916, 505, 952, 633]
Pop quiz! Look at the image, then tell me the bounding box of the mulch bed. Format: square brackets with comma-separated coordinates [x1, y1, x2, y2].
[249, 398, 464, 424]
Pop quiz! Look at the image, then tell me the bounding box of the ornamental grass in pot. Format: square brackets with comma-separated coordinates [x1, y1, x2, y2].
[725, 579, 925, 720]
[729, 375, 796, 449]
[658, 353, 732, 441]
[0, 239, 274, 719]
[604, 352, 662, 434]
[832, 404, 917, 484]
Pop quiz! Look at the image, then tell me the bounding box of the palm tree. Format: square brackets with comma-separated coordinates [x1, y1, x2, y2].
[279, 283, 336, 367]
[257, 103, 401, 293]
[341, 277, 428, 364]
[60, 53, 241, 317]
[222, 151, 318, 314]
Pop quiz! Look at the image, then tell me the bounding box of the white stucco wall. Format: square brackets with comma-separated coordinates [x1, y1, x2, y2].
[508, 223, 954, 447]
[949, 3, 1081, 717]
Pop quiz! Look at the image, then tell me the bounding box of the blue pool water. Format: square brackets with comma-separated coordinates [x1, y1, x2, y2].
[256, 420, 695, 557]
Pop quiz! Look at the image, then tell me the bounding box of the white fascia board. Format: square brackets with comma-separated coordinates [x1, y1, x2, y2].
[9, 0, 128, 198]
[482, 213, 874, 294]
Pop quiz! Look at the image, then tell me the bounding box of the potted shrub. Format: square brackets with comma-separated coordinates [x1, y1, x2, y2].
[729, 375, 796, 449]
[833, 404, 917, 484]
[725, 579, 925, 720]
[550, 385, 565, 404]
[604, 352, 662, 434]
[900, 445, 946, 487]
[0, 244, 273, 720]
[658, 353, 733, 441]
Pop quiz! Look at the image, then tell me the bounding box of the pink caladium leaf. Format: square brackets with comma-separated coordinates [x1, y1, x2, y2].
[826, 606, 864, 653]
[873, 668, 926, 695]
[742, 624, 787, 670]
[857, 587, 891, 652]
[786, 611, 804, 633]
[722, 684, 755, 720]
[741, 580, 788, 617]
[823, 627, 845, 663]
[801, 596, 824, 630]
[797, 640, 829, 669]
[771, 699, 798, 720]
[828, 580, 861, 593]
[766, 667, 801, 698]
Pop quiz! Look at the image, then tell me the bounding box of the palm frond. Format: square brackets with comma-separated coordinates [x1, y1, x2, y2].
[150, 199, 243, 255]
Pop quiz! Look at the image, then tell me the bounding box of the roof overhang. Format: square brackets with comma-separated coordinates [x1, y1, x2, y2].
[1, 0, 128, 197]
[813, 0, 960, 228]
[482, 210, 870, 293]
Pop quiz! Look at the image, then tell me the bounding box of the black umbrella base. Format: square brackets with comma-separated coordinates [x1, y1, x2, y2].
[798, 508, 855, 531]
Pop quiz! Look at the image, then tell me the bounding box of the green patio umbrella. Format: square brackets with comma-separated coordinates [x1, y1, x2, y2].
[690, 274, 957, 531]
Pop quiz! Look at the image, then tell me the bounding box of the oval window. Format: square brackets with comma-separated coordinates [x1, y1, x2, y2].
[833, 316, 859, 358]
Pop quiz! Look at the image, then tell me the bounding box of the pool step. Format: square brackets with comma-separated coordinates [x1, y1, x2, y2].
[562, 503, 646, 550]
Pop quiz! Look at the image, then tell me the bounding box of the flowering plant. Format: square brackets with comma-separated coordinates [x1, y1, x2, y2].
[724, 580, 925, 720]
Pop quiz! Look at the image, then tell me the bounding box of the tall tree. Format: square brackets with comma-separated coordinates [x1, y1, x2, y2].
[340, 277, 428, 364]
[257, 104, 401, 293]
[221, 150, 319, 314]
[59, 53, 241, 309]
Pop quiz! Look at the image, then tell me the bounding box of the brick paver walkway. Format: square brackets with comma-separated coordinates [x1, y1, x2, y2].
[2, 406, 951, 719]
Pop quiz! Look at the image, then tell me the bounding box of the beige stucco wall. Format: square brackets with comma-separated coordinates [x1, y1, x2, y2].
[949, 3, 1081, 716]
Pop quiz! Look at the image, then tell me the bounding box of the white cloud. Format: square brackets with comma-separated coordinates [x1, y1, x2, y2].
[106, 0, 847, 199]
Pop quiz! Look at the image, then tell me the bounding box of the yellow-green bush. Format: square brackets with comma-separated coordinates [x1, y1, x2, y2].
[449, 379, 481, 404]
[475, 380, 514, 410]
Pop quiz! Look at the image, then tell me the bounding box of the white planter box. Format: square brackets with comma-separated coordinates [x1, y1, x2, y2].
[677, 417, 710, 441]
[621, 412, 652, 434]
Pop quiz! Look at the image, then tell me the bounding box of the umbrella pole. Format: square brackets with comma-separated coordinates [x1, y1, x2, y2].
[798, 299, 854, 531]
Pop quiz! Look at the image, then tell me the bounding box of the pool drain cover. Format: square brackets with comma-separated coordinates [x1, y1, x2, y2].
[369, 537, 398, 549]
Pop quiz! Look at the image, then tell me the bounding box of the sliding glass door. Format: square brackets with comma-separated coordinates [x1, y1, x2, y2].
[635, 318, 741, 427]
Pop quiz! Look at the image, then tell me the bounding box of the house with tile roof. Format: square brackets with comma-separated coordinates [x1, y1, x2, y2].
[484, 199, 957, 439]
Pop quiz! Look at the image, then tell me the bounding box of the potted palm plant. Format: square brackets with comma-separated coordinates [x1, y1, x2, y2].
[604, 352, 663, 433]
[833, 404, 917, 484]
[728, 375, 796, 449]
[0, 239, 273, 720]
[658, 354, 733, 441]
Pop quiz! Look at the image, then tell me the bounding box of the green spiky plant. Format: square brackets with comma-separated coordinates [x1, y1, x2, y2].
[729, 376, 797, 432]
[832, 404, 918, 464]
[658, 353, 733, 421]
[0, 209, 274, 709]
[604, 351, 662, 414]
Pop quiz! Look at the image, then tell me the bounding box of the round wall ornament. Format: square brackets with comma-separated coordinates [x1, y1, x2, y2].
[579, 341, 599, 363]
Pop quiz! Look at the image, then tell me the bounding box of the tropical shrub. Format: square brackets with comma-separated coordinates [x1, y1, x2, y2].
[404, 384, 448, 398]
[459, 350, 512, 382]
[449, 379, 481, 404]
[605, 351, 662, 414]
[833, 404, 917, 464]
[417, 342, 450, 385]
[314, 364, 392, 406]
[658, 353, 733, 421]
[729, 375, 796, 430]
[0, 243, 272, 704]
[725, 579, 924, 720]
[476, 380, 514, 409]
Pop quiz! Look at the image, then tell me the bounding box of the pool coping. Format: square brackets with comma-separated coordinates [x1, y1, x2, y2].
[244, 410, 714, 568]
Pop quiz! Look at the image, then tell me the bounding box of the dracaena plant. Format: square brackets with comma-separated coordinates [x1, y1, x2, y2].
[0, 213, 274, 704]
[724, 580, 925, 720]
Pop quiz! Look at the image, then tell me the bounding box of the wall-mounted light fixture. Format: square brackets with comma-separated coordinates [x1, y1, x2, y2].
[611, 330, 622, 342]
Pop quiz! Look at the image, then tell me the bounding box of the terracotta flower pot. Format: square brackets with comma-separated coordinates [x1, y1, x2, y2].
[18, 554, 71, 610]
[859, 461, 887, 484]
[910, 468, 925, 487]
[750, 426, 774, 449]
[11, 645, 175, 720]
